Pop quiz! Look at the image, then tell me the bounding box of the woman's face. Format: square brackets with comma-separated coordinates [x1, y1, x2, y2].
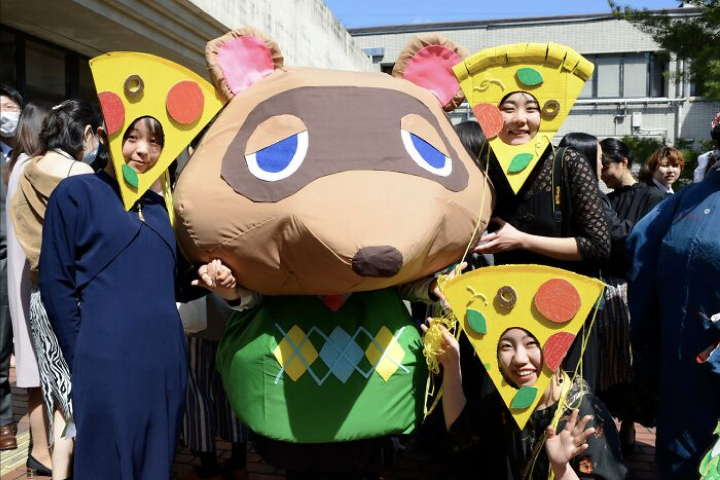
[653, 157, 681, 187]
[498, 328, 542, 388]
[122, 119, 163, 174]
[601, 158, 625, 188]
[498, 92, 541, 146]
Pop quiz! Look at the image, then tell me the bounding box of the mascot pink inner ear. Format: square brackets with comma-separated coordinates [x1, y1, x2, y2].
[403, 45, 461, 106]
[217, 36, 275, 94]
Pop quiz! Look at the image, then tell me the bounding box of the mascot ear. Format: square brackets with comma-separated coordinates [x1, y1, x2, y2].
[206, 27, 284, 100]
[393, 34, 468, 112]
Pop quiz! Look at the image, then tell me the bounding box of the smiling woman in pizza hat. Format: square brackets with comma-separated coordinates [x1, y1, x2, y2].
[36, 51, 237, 478]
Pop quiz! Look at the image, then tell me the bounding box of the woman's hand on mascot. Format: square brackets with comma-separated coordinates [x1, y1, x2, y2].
[420, 322, 460, 369]
[545, 408, 595, 478]
[474, 217, 527, 254]
[430, 261, 467, 309]
[192, 259, 241, 301]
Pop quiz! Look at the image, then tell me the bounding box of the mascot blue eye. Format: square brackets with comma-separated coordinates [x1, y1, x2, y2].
[401, 130, 452, 177]
[246, 131, 309, 181]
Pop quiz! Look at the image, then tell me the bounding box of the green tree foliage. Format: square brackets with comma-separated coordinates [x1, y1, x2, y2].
[609, 0, 720, 100]
[621, 135, 664, 167]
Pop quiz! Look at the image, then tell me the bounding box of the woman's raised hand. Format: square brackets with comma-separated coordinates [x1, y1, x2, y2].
[420, 322, 460, 369]
[545, 409, 595, 475]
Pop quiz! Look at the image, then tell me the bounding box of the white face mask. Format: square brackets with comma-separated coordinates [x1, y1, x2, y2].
[1, 111, 20, 138]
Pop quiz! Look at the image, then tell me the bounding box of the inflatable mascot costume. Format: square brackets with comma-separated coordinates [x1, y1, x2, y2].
[173, 28, 493, 473]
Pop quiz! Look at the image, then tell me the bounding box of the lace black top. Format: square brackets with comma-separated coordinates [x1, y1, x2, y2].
[487, 147, 610, 277]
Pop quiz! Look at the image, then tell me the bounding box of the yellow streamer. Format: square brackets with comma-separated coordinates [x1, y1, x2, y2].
[423, 141, 493, 418]
[526, 292, 605, 480]
[162, 169, 175, 228]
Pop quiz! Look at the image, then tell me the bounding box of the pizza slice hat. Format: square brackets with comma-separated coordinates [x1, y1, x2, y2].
[453, 43, 594, 194]
[441, 264, 604, 430]
[90, 52, 227, 210]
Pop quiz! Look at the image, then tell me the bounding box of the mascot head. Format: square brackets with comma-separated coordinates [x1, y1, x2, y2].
[174, 28, 493, 295]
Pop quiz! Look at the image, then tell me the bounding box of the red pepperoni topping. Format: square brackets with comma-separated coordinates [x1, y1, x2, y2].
[471, 103, 503, 139]
[98, 91, 125, 136]
[544, 332, 576, 372]
[534, 279, 581, 323]
[166, 81, 204, 125]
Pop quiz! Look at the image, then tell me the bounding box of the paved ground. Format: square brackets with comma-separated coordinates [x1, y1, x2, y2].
[1, 365, 658, 479]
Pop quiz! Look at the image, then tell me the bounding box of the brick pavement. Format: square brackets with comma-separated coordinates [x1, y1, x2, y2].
[1, 365, 658, 480]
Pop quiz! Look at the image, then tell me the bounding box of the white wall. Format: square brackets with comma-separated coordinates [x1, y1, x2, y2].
[187, 0, 374, 71]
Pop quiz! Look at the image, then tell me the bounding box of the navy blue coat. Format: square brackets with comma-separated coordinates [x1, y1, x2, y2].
[629, 168, 720, 479]
[40, 170, 189, 480]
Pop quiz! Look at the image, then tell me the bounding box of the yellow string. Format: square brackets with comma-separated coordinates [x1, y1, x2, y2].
[423, 141, 493, 418]
[162, 169, 176, 229]
[457, 141, 493, 267]
[525, 292, 605, 480]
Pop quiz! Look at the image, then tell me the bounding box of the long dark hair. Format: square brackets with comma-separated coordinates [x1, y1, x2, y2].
[3, 102, 50, 183]
[599, 138, 634, 168]
[39, 99, 101, 160]
[454, 120, 486, 167]
[559, 132, 599, 180]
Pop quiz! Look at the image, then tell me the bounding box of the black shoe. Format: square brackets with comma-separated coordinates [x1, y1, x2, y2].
[26, 454, 52, 478]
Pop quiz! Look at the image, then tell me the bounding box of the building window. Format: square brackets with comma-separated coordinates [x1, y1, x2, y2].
[26, 39, 66, 104]
[581, 52, 667, 99]
[0, 29, 18, 87]
[596, 56, 621, 98]
[1, 24, 95, 106]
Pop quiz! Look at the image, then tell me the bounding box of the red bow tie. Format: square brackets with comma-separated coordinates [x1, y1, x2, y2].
[321, 294, 346, 312]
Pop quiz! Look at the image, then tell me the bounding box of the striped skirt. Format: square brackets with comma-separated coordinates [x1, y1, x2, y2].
[597, 276, 633, 392]
[182, 336, 247, 452]
[29, 286, 73, 444]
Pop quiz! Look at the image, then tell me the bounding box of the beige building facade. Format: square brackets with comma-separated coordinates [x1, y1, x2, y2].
[350, 8, 720, 146]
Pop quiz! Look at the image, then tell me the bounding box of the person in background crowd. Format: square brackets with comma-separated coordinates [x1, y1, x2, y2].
[4, 102, 54, 473]
[600, 138, 664, 229]
[455, 120, 486, 169]
[628, 151, 720, 480]
[1, 85, 23, 162]
[645, 147, 684, 197]
[10, 99, 100, 479]
[598, 137, 664, 451]
[694, 112, 720, 182]
[0, 84, 24, 452]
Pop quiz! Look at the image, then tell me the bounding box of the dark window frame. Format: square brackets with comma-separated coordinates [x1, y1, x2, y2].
[0, 23, 93, 103]
[582, 51, 667, 99]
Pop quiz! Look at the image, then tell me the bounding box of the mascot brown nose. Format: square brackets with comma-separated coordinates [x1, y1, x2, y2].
[351, 246, 403, 277]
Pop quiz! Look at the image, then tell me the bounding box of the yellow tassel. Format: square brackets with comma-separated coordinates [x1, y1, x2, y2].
[162, 169, 176, 228]
[422, 313, 457, 418]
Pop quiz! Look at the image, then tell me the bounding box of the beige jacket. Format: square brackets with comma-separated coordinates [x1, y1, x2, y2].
[10, 155, 66, 281]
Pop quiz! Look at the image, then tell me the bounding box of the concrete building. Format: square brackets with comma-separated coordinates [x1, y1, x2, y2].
[0, 0, 374, 106]
[350, 7, 720, 146]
